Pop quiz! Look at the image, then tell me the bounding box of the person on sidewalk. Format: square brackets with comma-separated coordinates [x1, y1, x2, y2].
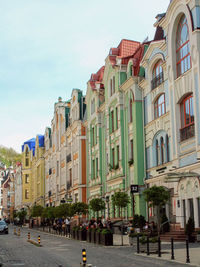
[65, 217, 70, 237]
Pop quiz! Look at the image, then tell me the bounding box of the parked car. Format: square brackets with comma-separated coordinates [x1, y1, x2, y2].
[0, 221, 8, 234]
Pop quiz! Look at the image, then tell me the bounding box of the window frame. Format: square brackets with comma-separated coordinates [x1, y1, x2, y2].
[154, 94, 166, 119]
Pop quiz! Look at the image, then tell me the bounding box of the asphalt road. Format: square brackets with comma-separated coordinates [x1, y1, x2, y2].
[0, 225, 190, 267]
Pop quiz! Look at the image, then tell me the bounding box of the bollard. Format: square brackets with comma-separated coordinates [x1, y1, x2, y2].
[82, 249, 87, 266]
[38, 235, 41, 245]
[137, 235, 140, 254]
[186, 238, 190, 263]
[158, 237, 161, 257]
[147, 236, 150, 255]
[28, 232, 30, 240]
[171, 238, 175, 260]
[18, 228, 20, 236]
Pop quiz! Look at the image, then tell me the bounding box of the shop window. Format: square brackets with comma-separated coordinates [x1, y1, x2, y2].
[176, 14, 191, 77]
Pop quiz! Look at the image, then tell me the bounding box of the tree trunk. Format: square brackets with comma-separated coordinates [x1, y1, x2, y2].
[157, 206, 161, 237]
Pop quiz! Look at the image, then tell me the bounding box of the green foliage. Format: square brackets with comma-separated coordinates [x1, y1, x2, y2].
[41, 207, 55, 219]
[111, 191, 130, 209]
[185, 217, 195, 236]
[73, 202, 88, 215]
[101, 229, 112, 235]
[0, 145, 22, 167]
[139, 236, 158, 244]
[31, 205, 44, 217]
[132, 214, 146, 230]
[89, 198, 105, 215]
[143, 185, 170, 207]
[16, 210, 27, 221]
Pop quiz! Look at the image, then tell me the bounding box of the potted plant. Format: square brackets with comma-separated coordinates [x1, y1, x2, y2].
[78, 227, 87, 241]
[87, 228, 92, 242]
[139, 236, 158, 253]
[185, 217, 195, 242]
[96, 228, 101, 244]
[100, 229, 113, 246]
[91, 228, 97, 243]
[197, 230, 200, 242]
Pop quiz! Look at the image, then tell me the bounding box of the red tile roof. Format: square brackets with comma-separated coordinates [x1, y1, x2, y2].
[109, 39, 140, 66]
[89, 66, 105, 90]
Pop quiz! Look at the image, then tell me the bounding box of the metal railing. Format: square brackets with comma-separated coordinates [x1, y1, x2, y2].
[151, 72, 164, 90]
[180, 124, 195, 142]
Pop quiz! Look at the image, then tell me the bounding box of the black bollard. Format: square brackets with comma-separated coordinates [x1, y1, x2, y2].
[158, 237, 161, 257]
[171, 238, 175, 260]
[137, 235, 140, 254]
[186, 238, 190, 263]
[147, 236, 150, 255]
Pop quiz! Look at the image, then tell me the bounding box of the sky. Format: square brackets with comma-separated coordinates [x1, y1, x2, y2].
[0, 0, 170, 153]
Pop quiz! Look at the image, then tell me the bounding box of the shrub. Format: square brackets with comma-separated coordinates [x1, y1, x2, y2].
[101, 229, 112, 235]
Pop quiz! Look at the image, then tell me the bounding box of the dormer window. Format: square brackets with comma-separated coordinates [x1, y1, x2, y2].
[151, 60, 164, 90]
[110, 76, 115, 96]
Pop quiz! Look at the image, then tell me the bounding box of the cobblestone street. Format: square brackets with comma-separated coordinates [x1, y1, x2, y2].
[0, 226, 194, 267]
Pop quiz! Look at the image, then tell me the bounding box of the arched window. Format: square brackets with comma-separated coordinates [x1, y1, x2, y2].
[154, 94, 166, 119]
[25, 147, 29, 157]
[156, 139, 159, 166]
[176, 15, 191, 77]
[151, 60, 163, 89]
[180, 94, 195, 141]
[161, 137, 164, 164]
[166, 134, 169, 162]
[130, 98, 133, 122]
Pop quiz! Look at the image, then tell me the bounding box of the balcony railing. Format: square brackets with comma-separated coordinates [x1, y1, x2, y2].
[151, 72, 164, 90]
[180, 124, 195, 142]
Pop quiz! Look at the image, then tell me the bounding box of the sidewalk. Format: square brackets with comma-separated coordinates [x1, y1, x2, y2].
[138, 241, 200, 267]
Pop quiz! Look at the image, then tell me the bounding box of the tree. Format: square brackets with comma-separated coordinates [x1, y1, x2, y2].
[143, 185, 170, 236]
[89, 198, 105, 219]
[17, 209, 27, 224]
[132, 214, 146, 230]
[111, 191, 130, 218]
[73, 202, 88, 224]
[31, 205, 44, 217]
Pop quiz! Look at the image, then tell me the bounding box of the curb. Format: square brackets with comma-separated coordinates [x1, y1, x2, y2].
[27, 239, 42, 247]
[134, 252, 197, 267]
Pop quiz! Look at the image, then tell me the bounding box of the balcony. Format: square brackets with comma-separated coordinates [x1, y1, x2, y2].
[151, 72, 164, 90]
[180, 124, 195, 142]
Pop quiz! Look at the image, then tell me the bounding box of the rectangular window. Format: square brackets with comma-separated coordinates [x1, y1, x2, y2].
[112, 148, 115, 168]
[110, 79, 113, 96]
[113, 76, 115, 93]
[25, 189, 29, 200]
[96, 158, 98, 178]
[92, 159, 95, 179]
[25, 158, 29, 166]
[95, 125, 97, 144]
[25, 174, 29, 184]
[92, 127, 95, 146]
[111, 111, 114, 132]
[130, 140, 134, 160]
[57, 161, 59, 177]
[69, 169, 72, 187]
[116, 107, 118, 129]
[117, 145, 120, 167]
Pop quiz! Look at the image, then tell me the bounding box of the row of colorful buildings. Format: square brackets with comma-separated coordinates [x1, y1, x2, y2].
[17, 0, 200, 230]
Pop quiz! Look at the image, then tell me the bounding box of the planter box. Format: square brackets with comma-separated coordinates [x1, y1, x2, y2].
[75, 230, 79, 240]
[87, 231, 91, 242]
[71, 230, 75, 239]
[100, 233, 113, 246]
[78, 229, 87, 241]
[91, 231, 96, 243]
[197, 234, 200, 242]
[139, 242, 158, 253]
[96, 232, 101, 244]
